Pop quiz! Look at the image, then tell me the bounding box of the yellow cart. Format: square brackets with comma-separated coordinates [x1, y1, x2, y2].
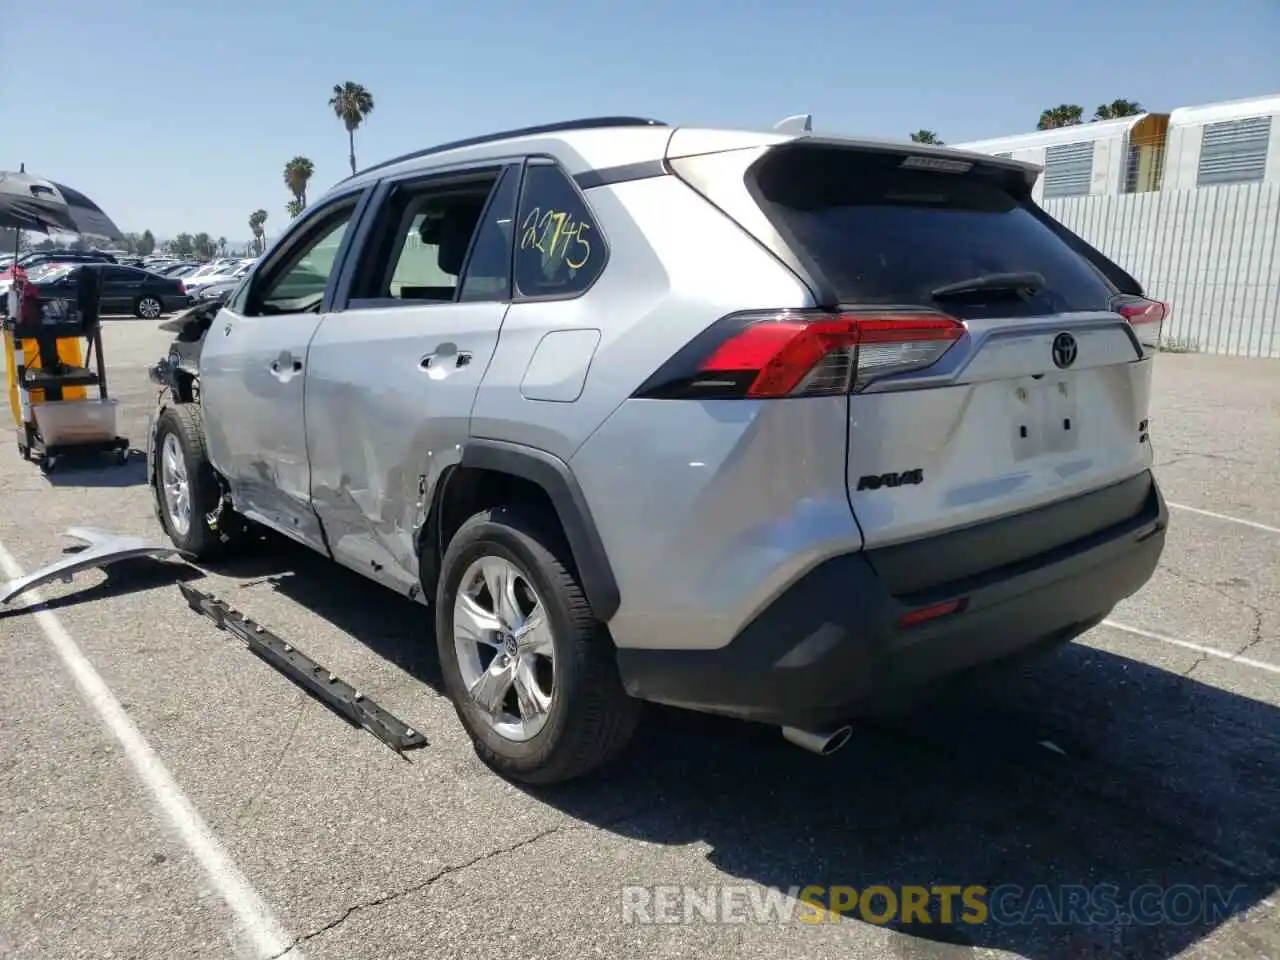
[3, 272, 128, 473]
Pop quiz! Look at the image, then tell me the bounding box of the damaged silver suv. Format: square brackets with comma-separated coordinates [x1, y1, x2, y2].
[146, 116, 1168, 783]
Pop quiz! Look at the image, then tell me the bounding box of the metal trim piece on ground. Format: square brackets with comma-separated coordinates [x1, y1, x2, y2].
[177, 583, 428, 756]
[0, 527, 188, 605]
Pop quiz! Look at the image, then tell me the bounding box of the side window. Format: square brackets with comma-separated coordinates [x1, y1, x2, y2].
[349, 170, 503, 308]
[514, 162, 605, 299]
[104, 266, 135, 281]
[458, 167, 518, 303]
[247, 201, 357, 316]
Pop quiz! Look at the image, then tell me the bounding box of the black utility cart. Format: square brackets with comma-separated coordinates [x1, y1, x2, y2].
[4, 267, 129, 474]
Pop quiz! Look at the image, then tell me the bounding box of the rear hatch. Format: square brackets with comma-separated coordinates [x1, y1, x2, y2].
[669, 136, 1161, 570]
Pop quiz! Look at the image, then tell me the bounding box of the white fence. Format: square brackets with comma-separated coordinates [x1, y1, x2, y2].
[1044, 181, 1280, 358]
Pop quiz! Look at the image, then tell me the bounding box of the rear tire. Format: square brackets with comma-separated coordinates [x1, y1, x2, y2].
[135, 295, 163, 319]
[153, 403, 246, 559]
[435, 505, 641, 784]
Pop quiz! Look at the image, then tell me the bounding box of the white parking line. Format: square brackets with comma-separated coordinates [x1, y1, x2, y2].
[1167, 502, 1280, 536]
[1101, 619, 1280, 676]
[0, 541, 304, 960]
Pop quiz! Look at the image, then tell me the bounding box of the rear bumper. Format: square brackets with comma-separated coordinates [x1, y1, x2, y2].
[615, 472, 1167, 727]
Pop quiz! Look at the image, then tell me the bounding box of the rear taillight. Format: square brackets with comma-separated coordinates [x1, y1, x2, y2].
[634, 310, 965, 399]
[177, 280, 186, 295]
[1113, 296, 1167, 352]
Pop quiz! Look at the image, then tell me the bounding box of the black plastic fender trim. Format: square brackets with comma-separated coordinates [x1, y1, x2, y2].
[459, 439, 621, 622]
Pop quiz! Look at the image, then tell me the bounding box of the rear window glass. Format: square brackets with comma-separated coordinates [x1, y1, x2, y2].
[751, 147, 1117, 316]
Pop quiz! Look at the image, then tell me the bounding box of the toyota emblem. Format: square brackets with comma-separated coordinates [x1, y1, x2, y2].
[1051, 332, 1078, 369]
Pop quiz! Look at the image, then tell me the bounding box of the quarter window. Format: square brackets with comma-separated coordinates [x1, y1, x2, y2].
[514, 162, 604, 298]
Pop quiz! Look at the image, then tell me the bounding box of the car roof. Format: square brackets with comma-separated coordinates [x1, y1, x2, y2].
[327, 117, 677, 200]
[318, 115, 1040, 206]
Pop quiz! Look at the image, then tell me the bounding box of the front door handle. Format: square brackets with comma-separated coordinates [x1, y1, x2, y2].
[269, 351, 303, 380]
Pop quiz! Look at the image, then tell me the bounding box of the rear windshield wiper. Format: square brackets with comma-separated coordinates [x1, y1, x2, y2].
[930, 271, 1044, 300]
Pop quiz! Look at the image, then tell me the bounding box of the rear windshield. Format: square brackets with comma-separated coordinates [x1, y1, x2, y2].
[751, 146, 1118, 317]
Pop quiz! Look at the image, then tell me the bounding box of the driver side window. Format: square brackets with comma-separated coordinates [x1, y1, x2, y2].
[245, 201, 357, 316]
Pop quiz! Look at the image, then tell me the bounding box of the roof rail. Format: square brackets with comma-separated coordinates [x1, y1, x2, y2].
[339, 116, 668, 183]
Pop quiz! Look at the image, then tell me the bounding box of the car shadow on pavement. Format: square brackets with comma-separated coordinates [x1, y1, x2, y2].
[40, 450, 148, 487]
[207, 540, 1278, 960]
[206, 537, 445, 694]
[542, 651, 1279, 960]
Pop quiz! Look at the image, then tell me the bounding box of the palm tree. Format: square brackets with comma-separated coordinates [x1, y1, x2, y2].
[909, 130, 944, 145]
[249, 209, 268, 255]
[1037, 105, 1084, 130]
[329, 81, 375, 176]
[283, 156, 315, 213]
[286, 199, 304, 218]
[1093, 99, 1144, 121]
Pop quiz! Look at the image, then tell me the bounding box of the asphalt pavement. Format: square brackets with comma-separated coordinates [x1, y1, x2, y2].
[1, 321, 1276, 960]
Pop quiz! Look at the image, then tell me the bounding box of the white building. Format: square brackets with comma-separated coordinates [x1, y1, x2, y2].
[1160, 94, 1280, 190]
[951, 93, 1280, 198]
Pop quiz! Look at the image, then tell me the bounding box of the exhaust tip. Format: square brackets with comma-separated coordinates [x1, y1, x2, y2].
[781, 724, 853, 756]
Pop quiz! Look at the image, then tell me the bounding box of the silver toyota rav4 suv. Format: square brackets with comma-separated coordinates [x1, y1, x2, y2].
[146, 116, 1168, 784]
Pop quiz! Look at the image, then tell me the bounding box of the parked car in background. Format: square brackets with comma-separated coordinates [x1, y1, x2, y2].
[182, 259, 252, 296]
[141, 257, 182, 273]
[150, 261, 198, 277]
[193, 270, 251, 305]
[29, 262, 191, 318]
[2, 256, 97, 292]
[178, 261, 225, 282]
[21, 261, 77, 283]
[193, 280, 236, 305]
[0, 260, 87, 315]
[17, 249, 117, 268]
[2, 249, 117, 283]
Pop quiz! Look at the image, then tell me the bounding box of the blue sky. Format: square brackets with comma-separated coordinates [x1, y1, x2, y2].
[2, 0, 1277, 243]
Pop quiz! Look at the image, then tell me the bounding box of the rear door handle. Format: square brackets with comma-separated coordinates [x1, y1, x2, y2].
[420, 347, 473, 370]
